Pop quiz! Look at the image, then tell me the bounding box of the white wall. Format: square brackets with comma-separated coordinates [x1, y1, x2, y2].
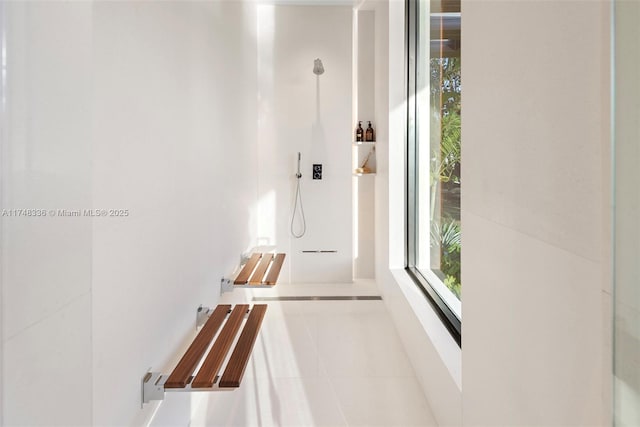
[2, 2, 94, 425]
[2, 1, 260, 425]
[354, 9, 376, 280]
[91, 2, 258, 425]
[614, 1, 640, 424]
[380, 0, 612, 426]
[1, 5, 5, 421]
[371, 0, 390, 299]
[256, 5, 353, 283]
[463, 1, 611, 425]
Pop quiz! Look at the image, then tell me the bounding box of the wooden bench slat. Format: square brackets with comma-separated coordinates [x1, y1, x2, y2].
[219, 304, 268, 388]
[164, 305, 230, 389]
[234, 253, 262, 285]
[248, 254, 274, 285]
[191, 304, 248, 388]
[263, 253, 286, 285]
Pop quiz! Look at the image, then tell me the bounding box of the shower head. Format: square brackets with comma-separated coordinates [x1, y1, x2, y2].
[313, 58, 324, 75]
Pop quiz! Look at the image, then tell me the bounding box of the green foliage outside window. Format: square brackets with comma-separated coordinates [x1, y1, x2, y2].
[430, 57, 461, 298]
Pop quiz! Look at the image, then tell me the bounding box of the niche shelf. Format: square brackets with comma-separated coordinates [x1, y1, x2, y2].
[352, 141, 377, 175]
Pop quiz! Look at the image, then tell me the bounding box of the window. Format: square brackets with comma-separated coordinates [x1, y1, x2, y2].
[406, 0, 461, 343]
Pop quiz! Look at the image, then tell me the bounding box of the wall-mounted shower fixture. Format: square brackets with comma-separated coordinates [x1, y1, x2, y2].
[313, 58, 324, 75]
[291, 152, 306, 238]
[313, 164, 322, 180]
[295, 152, 302, 179]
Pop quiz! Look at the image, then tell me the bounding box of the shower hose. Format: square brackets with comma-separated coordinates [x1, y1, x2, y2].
[290, 174, 306, 238]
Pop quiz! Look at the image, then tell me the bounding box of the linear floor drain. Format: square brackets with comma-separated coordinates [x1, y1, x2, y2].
[252, 296, 382, 302]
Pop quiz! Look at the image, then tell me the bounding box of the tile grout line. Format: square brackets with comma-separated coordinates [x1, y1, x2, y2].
[3, 290, 91, 343]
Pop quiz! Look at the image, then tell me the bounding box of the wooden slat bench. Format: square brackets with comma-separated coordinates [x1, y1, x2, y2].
[142, 304, 267, 403]
[233, 252, 286, 287]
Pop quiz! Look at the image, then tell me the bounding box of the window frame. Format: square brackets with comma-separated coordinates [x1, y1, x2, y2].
[405, 0, 462, 346]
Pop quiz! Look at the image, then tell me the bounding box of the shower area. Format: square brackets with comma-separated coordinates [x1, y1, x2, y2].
[255, 5, 352, 284]
[255, 4, 376, 284]
[614, 1, 640, 425]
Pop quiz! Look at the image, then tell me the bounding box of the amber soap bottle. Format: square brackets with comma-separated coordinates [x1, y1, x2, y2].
[365, 121, 375, 142]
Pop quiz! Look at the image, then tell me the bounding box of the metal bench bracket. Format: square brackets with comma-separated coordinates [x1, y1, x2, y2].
[196, 305, 212, 329]
[142, 372, 165, 404]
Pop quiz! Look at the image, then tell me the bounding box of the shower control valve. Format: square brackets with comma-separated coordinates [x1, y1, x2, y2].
[313, 164, 322, 180]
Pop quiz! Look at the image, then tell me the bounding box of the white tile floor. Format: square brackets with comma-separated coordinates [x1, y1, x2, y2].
[189, 281, 438, 427]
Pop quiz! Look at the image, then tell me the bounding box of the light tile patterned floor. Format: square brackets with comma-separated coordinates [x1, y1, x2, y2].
[189, 281, 438, 427]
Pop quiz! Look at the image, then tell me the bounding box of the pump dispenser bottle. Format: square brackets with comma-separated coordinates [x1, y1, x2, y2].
[365, 121, 375, 142]
[356, 121, 364, 142]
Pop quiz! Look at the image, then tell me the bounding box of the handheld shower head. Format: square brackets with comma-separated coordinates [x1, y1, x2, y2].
[296, 152, 302, 179]
[313, 58, 324, 75]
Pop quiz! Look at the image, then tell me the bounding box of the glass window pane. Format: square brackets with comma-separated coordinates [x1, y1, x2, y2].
[411, 0, 461, 319]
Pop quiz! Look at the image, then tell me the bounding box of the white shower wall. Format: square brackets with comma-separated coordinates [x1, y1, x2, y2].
[91, 2, 260, 425]
[2, 2, 93, 424]
[2, 1, 260, 426]
[256, 5, 353, 283]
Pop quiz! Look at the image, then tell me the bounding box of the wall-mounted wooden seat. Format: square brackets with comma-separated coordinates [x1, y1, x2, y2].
[143, 304, 267, 403]
[234, 253, 286, 286]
